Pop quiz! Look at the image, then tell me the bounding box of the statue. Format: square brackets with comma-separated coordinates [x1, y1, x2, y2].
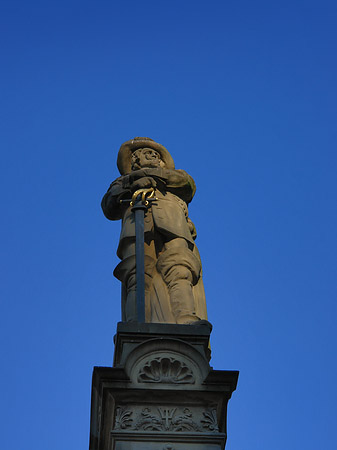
[101, 137, 208, 324]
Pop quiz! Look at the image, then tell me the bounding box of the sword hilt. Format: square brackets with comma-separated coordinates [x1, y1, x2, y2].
[120, 187, 157, 207]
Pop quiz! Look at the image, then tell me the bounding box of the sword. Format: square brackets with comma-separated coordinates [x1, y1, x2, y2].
[120, 188, 157, 322]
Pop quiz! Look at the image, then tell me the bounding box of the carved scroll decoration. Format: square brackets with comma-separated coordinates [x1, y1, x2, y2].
[135, 407, 200, 432]
[114, 407, 133, 430]
[201, 408, 219, 432]
[114, 406, 219, 434]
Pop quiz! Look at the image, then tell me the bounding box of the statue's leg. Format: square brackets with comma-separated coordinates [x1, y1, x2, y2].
[114, 241, 155, 322]
[157, 238, 202, 324]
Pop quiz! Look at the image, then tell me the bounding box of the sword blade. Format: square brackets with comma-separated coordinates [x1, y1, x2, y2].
[133, 202, 146, 322]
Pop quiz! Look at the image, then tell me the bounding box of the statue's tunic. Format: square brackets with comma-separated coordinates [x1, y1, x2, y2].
[101, 168, 196, 258]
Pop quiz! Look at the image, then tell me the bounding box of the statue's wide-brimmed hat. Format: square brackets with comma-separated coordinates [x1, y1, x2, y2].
[117, 137, 175, 175]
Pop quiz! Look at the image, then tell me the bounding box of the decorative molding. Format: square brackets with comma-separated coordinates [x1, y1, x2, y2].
[201, 409, 219, 433]
[137, 357, 195, 384]
[114, 407, 133, 430]
[113, 406, 220, 434]
[135, 407, 200, 432]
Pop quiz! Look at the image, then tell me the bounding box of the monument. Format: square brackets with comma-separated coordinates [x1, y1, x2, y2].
[89, 137, 238, 450]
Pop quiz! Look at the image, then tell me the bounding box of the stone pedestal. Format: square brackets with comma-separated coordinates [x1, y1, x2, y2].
[89, 322, 238, 450]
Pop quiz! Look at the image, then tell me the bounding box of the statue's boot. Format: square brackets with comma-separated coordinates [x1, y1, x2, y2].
[157, 247, 202, 324]
[114, 255, 155, 322]
[166, 276, 197, 324]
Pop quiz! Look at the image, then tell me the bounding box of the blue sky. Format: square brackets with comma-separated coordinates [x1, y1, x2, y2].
[1, 1, 337, 449]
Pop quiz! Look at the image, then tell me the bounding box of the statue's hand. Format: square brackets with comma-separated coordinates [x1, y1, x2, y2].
[129, 169, 147, 182]
[131, 176, 157, 191]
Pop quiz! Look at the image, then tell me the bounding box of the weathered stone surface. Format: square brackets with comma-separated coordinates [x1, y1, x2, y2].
[113, 321, 212, 367]
[113, 437, 224, 450]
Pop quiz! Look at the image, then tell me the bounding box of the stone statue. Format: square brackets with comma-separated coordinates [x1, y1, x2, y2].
[101, 137, 208, 324]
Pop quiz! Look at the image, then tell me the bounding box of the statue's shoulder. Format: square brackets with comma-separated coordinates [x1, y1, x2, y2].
[110, 174, 126, 185]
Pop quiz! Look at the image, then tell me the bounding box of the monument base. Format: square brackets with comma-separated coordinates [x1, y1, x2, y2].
[89, 322, 238, 450]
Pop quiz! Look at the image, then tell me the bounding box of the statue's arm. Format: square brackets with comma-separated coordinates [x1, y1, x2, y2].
[101, 176, 131, 220]
[165, 169, 196, 191]
[141, 168, 196, 203]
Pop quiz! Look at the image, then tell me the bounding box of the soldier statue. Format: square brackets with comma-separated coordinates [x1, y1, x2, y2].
[101, 137, 207, 324]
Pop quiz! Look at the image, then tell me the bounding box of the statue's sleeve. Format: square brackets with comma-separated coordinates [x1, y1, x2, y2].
[163, 169, 196, 204]
[101, 176, 130, 221]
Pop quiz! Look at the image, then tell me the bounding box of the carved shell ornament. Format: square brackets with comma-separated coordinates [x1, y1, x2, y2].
[137, 357, 195, 384]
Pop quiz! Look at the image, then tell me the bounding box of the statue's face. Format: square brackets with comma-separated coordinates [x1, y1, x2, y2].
[131, 148, 164, 170]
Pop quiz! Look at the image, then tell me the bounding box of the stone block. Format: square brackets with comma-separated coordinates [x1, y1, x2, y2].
[89, 323, 238, 450]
